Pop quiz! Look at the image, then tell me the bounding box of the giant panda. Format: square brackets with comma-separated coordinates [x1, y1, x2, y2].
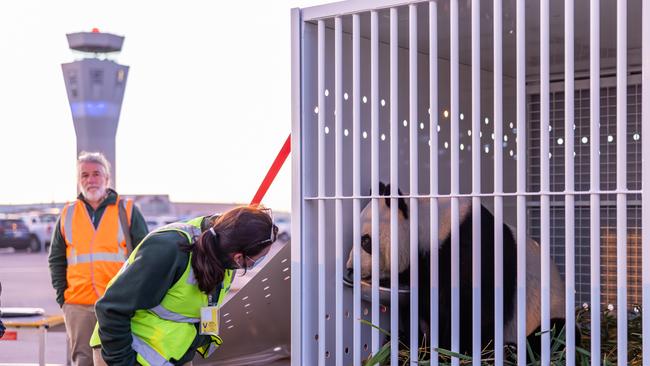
[344, 181, 568, 355]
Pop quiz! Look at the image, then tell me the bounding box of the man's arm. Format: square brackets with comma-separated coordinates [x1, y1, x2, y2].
[47, 217, 67, 307]
[128, 205, 149, 247]
[95, 231, 188, 366]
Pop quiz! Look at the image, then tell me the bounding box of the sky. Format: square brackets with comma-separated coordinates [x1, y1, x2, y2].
[0, 0, 331, 212]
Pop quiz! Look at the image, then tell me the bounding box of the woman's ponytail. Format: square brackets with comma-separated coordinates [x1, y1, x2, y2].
[190, 229, 226, 293]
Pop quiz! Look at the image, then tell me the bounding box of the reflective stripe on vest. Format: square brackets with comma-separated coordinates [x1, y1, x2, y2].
[147, 268, 233, 324]
[149, 304, 200, 323]
[117, 216, 125, 244]
[196, 336, 223, 358]
[63, 203, 75, 243]
[186, 266, 198, 285]
[132, 335, 174, 366]
[204, 343, 218, 357]
[67, 252, 126, 265]
[158, 222, 202, 241]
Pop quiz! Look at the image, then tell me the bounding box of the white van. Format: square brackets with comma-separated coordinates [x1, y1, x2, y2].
[20, 209, 59, 250]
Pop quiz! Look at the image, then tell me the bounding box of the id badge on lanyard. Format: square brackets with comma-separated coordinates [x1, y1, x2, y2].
[200, 290, 220, 336]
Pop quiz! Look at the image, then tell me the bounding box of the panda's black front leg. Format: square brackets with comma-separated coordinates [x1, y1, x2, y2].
[417, 250, 432, 351]
[393, 251, 435, 360]
[397, 296, 411, 347]
[397, 288, 433, 359]
[396, 263, 432, 356]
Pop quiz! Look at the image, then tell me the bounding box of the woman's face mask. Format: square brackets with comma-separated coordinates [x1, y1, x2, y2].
[232, 251, 268, 270]
[245, 254, 267, 270]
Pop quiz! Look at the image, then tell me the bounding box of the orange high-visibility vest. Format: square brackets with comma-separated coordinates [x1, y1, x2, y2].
[60, 197, 133, 305]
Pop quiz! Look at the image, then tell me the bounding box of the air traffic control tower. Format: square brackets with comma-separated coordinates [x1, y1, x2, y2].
[62, 29, 129, 187]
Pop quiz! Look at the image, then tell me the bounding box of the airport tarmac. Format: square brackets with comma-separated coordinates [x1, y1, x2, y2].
[0, 238, 290, 365]
[0, 249, 67, 365]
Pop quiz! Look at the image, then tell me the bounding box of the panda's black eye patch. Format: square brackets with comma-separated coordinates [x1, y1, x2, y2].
[361, 234, 372, 254]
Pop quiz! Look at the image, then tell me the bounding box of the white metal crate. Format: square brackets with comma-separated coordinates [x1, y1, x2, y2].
[290, 1, 648, 365]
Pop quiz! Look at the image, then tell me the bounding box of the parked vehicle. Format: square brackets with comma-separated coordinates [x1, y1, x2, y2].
[275, 215, 291, 241]
[20, 210, 58, 250]
[0, 218, 39, 252]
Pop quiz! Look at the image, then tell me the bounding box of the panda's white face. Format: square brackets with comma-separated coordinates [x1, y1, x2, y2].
[345, 195, 411, 280]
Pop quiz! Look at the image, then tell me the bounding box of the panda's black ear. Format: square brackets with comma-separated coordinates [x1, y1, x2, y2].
[381, 183, 409, 220]
[378, 181, 389, 196]
[397, 195, 409, 220]
[381, 182, 391, 210]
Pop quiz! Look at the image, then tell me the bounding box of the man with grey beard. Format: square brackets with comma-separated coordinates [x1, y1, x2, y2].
[48, 151, 148, 366]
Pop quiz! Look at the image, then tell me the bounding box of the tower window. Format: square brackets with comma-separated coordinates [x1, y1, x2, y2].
[90, 69, 103, 84]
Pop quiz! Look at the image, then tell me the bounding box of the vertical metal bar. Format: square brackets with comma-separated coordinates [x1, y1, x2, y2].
[370, 7, 379, 364]
[590, 1, 601, 363]
[564, 1, 576, 365]
[642, 0, 650, 363]
[540, 0, 551, 363]
[352, 14, 362, 366]
[334, 16, 344, 366]
[290, 8, 303, 366]
[370, 10, 381, 354]
[470, 0, 482, 363]
[38, 327, 45, 366]
[515, 0, 527, 364]
[389, 8, 400, 366]
[616, 0, 628, 363]
[450, 0, 460, 364]
[317, 19, 326, 366]
[493, 0, 504, 364]
[408, 4, 420, 364]
[429, 3, 440, 365]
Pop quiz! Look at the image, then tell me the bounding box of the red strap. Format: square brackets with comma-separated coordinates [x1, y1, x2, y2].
[251, 134, 291, 205]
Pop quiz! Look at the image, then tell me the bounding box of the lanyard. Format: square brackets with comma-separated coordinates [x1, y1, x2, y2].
[208, 283, 222, 306]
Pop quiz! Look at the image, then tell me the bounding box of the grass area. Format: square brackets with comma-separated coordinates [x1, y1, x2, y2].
[362, 305, 643, 365]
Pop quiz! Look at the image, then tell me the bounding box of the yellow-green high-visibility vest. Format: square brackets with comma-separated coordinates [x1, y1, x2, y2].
[90, 217, 233, 366]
